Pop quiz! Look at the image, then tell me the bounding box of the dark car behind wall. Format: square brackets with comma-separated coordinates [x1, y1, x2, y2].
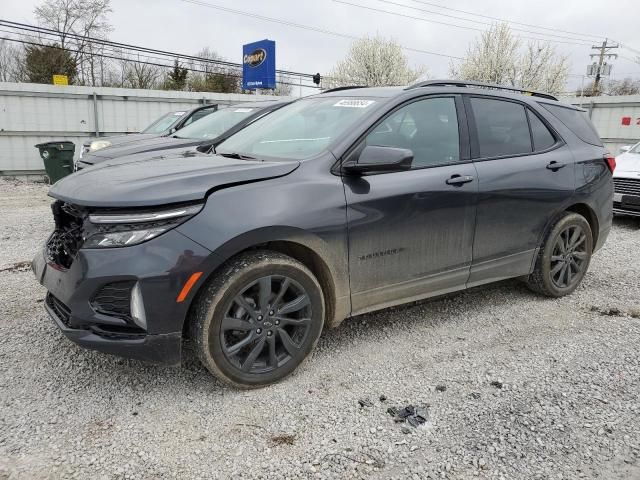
[34, 80, 613, 388]
[76, 101, 288, 170]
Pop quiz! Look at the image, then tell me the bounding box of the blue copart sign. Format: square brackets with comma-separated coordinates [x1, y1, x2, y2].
[242, 40, 276, 90]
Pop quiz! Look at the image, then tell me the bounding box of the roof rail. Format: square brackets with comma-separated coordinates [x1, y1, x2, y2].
[321, 85, 369, 93]
[405, 79, 558, 101]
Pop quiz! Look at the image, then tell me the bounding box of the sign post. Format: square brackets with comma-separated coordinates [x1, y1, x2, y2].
[242, 40, 276, 91]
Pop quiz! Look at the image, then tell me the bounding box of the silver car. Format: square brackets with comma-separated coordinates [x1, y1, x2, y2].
[613, 141, 640, 217]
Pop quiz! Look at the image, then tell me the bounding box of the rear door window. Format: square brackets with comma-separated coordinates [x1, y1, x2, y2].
[540, 103, 602, 146]
[470, 97, 532, 158]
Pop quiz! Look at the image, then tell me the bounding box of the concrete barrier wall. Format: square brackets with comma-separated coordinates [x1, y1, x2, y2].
[0, 82, 287, 174]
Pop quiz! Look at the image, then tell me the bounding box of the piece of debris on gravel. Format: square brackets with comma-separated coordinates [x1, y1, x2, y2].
[270, 433, 296, 446]
[358, 398, 374, 408]
[435, 384, 447, 392]
[387, 405, 429, 427]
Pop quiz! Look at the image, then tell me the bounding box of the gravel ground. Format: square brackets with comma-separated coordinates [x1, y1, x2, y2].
[1, 177, 640, 480]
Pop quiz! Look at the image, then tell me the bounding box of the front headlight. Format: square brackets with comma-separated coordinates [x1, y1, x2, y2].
[89, 140, 112, 152]
[84, 204, 203, 248]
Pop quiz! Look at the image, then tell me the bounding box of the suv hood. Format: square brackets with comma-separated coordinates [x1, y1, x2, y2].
[50, 150, 300, 208]
[85, 136, 202, 161]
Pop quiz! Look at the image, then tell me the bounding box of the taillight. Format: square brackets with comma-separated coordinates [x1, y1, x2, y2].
[605, 155, 616, 173]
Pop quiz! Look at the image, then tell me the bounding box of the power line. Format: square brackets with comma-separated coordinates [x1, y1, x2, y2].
[334, 1, 594, 47]
[369, 0, 601, 43]
[179, 0, 463, 60]
[408, 0, 605, 42]
[0, 35, 321, 89]
[0, 19, 321, 80]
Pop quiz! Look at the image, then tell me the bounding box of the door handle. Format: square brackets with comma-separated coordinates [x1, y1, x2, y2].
[546, 161, 566, 171]
[446, 174, 474, 186]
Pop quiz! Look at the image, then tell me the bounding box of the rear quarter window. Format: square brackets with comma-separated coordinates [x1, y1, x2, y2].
[540, 103, 603, 147]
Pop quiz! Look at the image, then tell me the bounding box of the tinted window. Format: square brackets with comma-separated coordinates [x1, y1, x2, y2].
[528, 110, 556, 151]
[183, 107, 216, 126]
[471, 98, 532, 158]
[541, 104, 602, 146]
[365, 97, 460, 168]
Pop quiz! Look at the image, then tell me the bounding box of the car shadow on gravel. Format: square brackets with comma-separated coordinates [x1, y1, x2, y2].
[317, 278, 536, 349]
[612, 215, 640, 231]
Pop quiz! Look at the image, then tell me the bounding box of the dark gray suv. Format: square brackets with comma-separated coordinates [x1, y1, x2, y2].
[33, 80, 614, 388]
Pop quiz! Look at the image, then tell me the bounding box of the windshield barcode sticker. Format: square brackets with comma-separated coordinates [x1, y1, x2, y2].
[234, 108, 254, 113]
[333, 99, 375, 108]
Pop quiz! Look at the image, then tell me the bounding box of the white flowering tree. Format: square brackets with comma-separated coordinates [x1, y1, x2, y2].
[329, 35, 426, 87]
[450, 24, 569, 95]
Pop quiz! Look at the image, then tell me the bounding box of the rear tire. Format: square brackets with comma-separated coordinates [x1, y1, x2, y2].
[526, 212, 593, 297]
[189, 250, 325, 389]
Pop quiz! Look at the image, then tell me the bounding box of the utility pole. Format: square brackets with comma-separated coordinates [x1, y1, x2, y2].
[588, 39, 619, 96]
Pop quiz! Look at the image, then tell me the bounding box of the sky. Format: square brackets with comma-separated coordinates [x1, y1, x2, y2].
[3, 0, 640, 93]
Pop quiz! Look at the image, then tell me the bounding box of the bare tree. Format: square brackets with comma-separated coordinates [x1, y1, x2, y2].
[578, 77, 640, 97]
[120, 58, 162, 89]
[187, 47, 241, 93]
[607, 77, 640, 96]
[329, 35, 426, 87]
[34, 0, 113, 85]
[0, 39, 24, 82]
[450, 23, 569, 95]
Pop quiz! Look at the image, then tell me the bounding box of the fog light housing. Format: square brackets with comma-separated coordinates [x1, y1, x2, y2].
[130, 282, 147, 330]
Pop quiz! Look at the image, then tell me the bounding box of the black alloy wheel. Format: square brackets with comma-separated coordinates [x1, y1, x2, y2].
[190, 251, 325, 388]
[221, 275, 312, 374]
[549, 225, 589, 289]
[526, 212, 593, 297]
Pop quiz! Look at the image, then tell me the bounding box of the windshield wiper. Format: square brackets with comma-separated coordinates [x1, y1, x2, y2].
[217, 152, 255, 160]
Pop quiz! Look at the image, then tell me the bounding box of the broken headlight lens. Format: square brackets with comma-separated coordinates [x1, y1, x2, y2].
[84, 204, 203, 248]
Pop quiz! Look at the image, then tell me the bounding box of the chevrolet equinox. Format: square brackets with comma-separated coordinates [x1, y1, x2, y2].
[33, 80, 614, 388]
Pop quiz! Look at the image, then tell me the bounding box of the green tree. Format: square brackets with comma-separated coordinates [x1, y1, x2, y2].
[163, 59, 188, 90]
[24, 44, 77, 84]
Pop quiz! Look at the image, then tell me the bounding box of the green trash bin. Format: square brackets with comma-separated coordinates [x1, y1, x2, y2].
[35, 141, 75, 184]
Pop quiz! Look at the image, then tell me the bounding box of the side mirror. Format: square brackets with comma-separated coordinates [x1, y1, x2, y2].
[620, 145, 631, 154]
[343, 145, 413, 174]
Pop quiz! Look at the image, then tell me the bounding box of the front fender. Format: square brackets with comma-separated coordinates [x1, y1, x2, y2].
[175, 169, 350, 327]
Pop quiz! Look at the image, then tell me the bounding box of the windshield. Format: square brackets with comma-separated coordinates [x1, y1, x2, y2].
[174, 107, 258, 139]
[216, 97, 378, 159]
[630, 142, 640, 154]
[141, 111, 186, 134]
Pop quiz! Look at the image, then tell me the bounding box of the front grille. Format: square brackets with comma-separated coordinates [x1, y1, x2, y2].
[46, 293, 71, 327]
[90, 281, 135, 319]
[613, 177, 640, 196]
[46, 201, 85, 269]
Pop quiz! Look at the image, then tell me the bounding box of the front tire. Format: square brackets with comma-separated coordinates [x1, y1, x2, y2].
[190, 250, 325, 388]
[526, 212, 593, 297]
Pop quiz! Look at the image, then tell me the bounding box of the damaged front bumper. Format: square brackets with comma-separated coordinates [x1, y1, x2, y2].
[32, 229, 212, 365]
